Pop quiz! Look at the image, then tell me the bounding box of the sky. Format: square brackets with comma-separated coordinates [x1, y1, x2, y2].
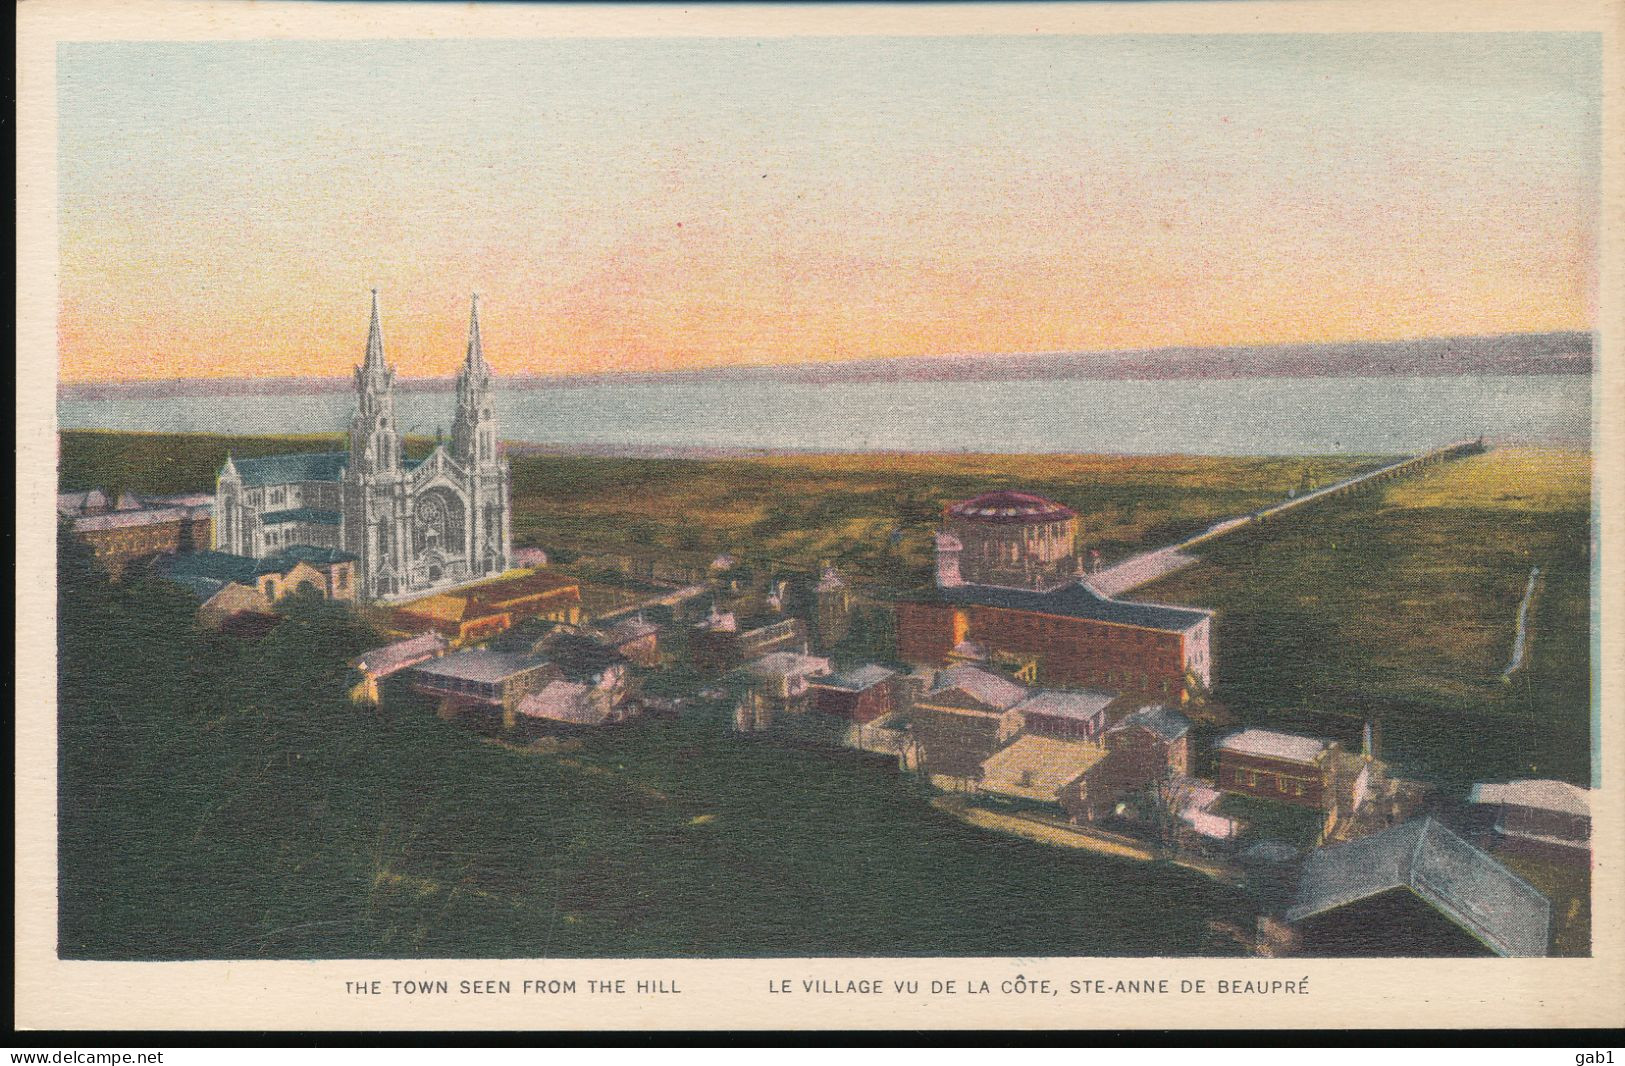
[57, 33, 1601, 383]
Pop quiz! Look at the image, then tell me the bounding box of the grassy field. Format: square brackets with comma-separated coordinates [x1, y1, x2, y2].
[508, 450, 1384, 590]
[1144, 447, 1592, 792]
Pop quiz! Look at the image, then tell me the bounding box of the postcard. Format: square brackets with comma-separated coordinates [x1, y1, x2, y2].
[15, 0, 1624, 1033]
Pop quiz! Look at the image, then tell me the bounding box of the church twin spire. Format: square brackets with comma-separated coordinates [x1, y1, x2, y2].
[352, 290, 497, 474]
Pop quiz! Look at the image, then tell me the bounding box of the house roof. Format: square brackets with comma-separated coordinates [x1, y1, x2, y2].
[947, 491, 1077, 525]
[274, 544, 359, 566]
[466, 570, 581, 609]
[1285, 817, 1551, 957]
[58, 489, 108, 515]
[231, 452, 348, 487]
[1216, 728, 1331, 765]
[926, 664, 1028, 711]
[922, 580, 1212, 633]
[353, 632, 449, 678]
[735, 651, 832, 681]
[394, 593, 473, 625]
[605, 616, 659, 642]
[145, 492, 214, 509]
[73, 505, 191, 532]
[1111, 705, 1192, 743]
[261, 507, 343, 526]
[200, 581, 275, 616]
[1469, 780, 1590, 818]
[172, 574, 228, 601]
[413, 648, 549, 684]
[1012, 689, 1118, 722]
[163, 550, 283, 584]
[517, 680, 605, 725]
[978, 735, 1108, 802]
[814, 664, 900, 692]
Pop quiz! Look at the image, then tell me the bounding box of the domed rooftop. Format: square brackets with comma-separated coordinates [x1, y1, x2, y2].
[946, 491, 1077, 525]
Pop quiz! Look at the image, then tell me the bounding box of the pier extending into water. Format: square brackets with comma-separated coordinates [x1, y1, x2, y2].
[1088, 438, 1488, 598]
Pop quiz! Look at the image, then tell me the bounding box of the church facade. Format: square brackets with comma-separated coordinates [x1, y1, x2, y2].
[213, 292, 513, 601]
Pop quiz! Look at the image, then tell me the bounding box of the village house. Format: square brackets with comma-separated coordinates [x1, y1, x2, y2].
[195, 582, 279, 638]
[1283, 816, 1552, 957]
[1215, 728, 1335, 809]
[603, 615, 661, 667]
[978, 733, 1108, 812]
[894, 491, 1214, 701]
[690, 606, 809, 674]
[728, 651, 833, 732]
[812, 565, 854, 652]
[349, 631, 451, 706]
[1009, 689, 1120, 742]
[60, 488, 214, 579]
[162, 546, 359, 615]
[409, 648, 560, 728]
[1468, 779, 1591, 865]
[909, 665, 1030, 789]
[1319, 724, 1431, 845]
[1061, 705, 1195, 824]
[809, 664, 903, 724]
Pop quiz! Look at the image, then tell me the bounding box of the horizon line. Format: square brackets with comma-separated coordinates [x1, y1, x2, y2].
[56, 327, 1594, 389]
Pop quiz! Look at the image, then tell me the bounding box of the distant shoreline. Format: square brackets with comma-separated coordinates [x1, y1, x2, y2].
[57, 426, 1588, 463]
[57, 330, 1593, 398]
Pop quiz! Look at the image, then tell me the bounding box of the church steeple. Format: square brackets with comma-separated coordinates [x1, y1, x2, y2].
[364, 288, 387, 371]
[465, 292, 487, 372]
[350, 289, 402, 474]
[451, 293, 498, 471]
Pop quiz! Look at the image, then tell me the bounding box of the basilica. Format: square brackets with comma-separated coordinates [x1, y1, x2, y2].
[213, 292, 513, 601]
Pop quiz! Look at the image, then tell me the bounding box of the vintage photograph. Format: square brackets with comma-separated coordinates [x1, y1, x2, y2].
[16, 0, 1620, 1034]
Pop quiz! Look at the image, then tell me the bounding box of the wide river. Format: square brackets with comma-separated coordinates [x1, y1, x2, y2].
[59, 373, 1590, 455]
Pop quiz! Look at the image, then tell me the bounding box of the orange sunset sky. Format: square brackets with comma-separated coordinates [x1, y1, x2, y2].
[57, 33, 1600, 383]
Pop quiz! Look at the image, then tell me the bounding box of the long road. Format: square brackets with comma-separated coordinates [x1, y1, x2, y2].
[1087, 438, 1488, 598]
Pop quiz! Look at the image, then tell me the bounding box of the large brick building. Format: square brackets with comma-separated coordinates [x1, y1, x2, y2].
[1215, 728, 1334, 809]
[896, 490, 1214, 700]
[60, 490, 214, 579]
[897, 581, 1213, 699]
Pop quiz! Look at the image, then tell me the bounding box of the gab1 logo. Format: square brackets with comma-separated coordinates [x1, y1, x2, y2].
[1574, 1053, 1615, 1065]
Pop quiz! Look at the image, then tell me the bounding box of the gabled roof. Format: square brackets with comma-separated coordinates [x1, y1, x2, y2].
[814, 664, 900, 692]
[923, 580, 1212, 633]
[1469, 780, 1590, 818]
[734, 651, 832, 681]
[163, 549, 284, 584]
[1286, 817, 1551, 957]
[1111, 705, 1192, 743]
[261, 507, 342, 526]
[353, 632, 449, 678]
[1216, 728, 1331, 765]
[1012, 689, 1117, 722]
[518, 681, 604, 725]
[413, 648, 550, 684]
[926, 665, 1028, 711]
[230, 452, 348, 487]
